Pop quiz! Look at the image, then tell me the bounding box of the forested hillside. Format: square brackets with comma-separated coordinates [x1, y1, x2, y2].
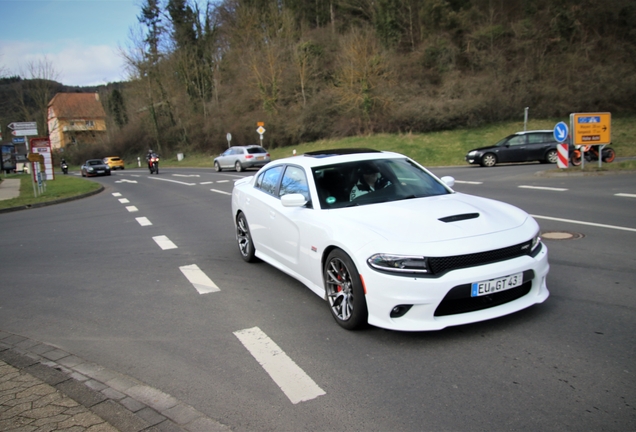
[2, 0, 636, 162]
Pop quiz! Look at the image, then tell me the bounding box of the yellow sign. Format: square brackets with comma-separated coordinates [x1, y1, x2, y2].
[257, 122, 265, 127]
[571, 112, 611, 146]
[27, 153, 44, 163]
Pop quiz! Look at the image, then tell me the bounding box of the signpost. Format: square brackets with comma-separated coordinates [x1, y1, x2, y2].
[256, 122, 265, 147]
[570, 112, 611, 169]
[226, 133, 232, 148]
[553, 122, 569, 169]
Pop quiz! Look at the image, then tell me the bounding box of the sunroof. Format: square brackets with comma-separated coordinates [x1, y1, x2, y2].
[303, 148, 381, 158]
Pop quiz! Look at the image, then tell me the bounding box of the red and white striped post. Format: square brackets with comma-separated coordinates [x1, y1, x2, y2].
[557, 143, 569, 168]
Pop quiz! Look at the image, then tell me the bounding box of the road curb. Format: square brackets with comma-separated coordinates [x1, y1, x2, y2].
[0, 330, 230, 432]
[0, 184, 105, 214]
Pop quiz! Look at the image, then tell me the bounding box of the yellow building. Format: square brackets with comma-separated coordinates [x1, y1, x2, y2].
[47, 93, 107, 149]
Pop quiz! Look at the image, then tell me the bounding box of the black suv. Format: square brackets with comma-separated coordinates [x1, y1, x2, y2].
[466, 130, 569, 167]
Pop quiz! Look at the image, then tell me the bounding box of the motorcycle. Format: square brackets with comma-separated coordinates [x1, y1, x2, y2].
[570, 144, 616, 166]
[148, 154, 160, 174]
[61, 162, 68, 174]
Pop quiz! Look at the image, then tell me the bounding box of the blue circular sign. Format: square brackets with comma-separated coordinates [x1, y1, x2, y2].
[553, 122, 568, 143]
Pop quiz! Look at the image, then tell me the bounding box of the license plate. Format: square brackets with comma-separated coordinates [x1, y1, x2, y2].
[256, 156, 265, 160]
[471, 272, 523, 297]
[97, 170, 104, 173]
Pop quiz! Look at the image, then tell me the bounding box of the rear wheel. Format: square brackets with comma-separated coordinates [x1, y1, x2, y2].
[570, 150, 582, 166]
[236, 212, 257, 263]
[324, 249, 368, 330]
[235, 161, 243, 172]
[480, 153, 497, 167]
[544, 149, 558, 164]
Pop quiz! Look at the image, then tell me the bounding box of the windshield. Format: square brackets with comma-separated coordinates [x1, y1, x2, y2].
[312, 158, 451, 209]
[88, 160, 103, 165]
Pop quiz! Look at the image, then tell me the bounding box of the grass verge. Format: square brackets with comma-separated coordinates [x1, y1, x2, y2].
[0, 174, 102, 210]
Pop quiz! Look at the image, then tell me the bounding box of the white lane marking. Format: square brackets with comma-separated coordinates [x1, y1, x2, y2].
[615, 193, 636, 198]
[131, 175, 141, 177]
[216, 180, 230, 183]
[148, 177, 196, 186]
[234, 327, 325, 404]
[115, 179, 138, 184]
[531, 215, 636, 233]
[136, 217, 152, 226]
[211, 189, 231, 195]
[519, 185, 568, 191]
[153, 235, 178, 250]
[112, 192, 122, 197]
[126, 206, 138, 212]
[454, 180, 483, 185]
[200, 182, 213, 185]
[118, 198, 130, 204]
[173, 174, 200, 178]
[179, 264, 220, 294]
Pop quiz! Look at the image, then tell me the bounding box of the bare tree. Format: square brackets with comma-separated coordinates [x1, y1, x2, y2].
[16, 57, 60, 136]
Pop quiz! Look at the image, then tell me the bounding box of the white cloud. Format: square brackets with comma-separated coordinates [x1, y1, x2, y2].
[1, 40, 129, 86]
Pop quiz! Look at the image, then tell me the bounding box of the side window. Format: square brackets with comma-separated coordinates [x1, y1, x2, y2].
[279, 166, 309, 200]
[527, 133, 545, 144]
[256, 165, 284, 195]
[508, 135, 526, 146]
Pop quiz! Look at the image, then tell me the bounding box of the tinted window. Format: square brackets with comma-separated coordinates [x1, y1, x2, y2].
[527, 133, 552, 144]
[256, 165, 284, 195]
[279, 166, 309, 200]
[247, 147, 267, 154]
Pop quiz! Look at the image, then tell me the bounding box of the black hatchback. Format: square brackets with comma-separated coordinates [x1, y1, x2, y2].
[466, 130, 568, 167]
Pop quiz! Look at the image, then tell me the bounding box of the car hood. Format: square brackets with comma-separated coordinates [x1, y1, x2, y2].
[336, 193, 529, 244]
[467, 145, 498, 153]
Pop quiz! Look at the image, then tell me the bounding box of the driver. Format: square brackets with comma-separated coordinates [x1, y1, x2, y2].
[350, 162, 391, 201]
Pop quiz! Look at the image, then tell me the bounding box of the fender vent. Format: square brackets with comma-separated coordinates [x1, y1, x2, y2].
[439, 213, 480, 223]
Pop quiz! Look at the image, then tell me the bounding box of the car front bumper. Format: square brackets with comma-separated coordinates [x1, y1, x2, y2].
[359, 242, 549, 331]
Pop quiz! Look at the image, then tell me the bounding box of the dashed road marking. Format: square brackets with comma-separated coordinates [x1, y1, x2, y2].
[519, 185, 568, 191]
[116, 179, 138, 184]
[179, 264, 220, 294]
[531, 215, 636, 232]
[615, 193, 636, 198]
[200, 182, 213, 185]
[118, 198, 130, 204]
[216, 180, 230, 183]
[173, 174, 200, 178]
[149, 177, 196, 186]
[454, 180, 483, 185]
[126, 206, 138, 212]
[153, 235, 178, 250]
[112, 192, 122, 197]
[136, 217, 152, 226]
[234, 327, 325, 404]
[211, 189, 231, 195]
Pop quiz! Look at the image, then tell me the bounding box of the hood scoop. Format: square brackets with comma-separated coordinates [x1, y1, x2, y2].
[439, 212, 480, 223]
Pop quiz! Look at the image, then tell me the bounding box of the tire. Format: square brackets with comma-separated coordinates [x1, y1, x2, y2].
[570, 150, 582, 166]
[235, 161, 243, 172]
[602, 147, 616, 163]
[214, 161, 222, 172]
[236, 212, 257, 263]
[544, 149, 558, 164]
[480, 153, 497, 167]
[155, 164, 159, 174]
[324, 249, 368, 330]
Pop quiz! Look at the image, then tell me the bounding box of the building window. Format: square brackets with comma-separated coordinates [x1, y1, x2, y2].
[86, 120, 94, 127]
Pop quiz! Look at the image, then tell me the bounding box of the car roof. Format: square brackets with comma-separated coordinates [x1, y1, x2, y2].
[513, 130, 553, 135]
[269, 148, 406, 169]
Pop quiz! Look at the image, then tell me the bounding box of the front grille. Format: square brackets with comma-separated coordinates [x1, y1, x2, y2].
[428, 240, 534, 276]
[434, 270, 534, 316]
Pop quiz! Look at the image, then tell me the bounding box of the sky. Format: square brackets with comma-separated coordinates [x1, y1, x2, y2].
[0, 0, 142, 86]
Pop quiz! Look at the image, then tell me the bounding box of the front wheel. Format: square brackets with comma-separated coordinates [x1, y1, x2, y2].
[480, 153, 497, 167]
[570, 150, 582, 166]
[154, 163, 159, 174]
[602, 147, 616, 163]
[324, 249, 368, 330]
[214, 161, 222, 172]
[236, 212, 257, 263]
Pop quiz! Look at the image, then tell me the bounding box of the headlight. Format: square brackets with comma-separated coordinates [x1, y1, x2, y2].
[467, 151, 478, 157]
[87, 167, 94, 172]
[368, 254, 429, 274]
[531, 232, 541, 252]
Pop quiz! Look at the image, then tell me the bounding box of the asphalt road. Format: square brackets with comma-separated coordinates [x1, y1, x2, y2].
[0, 163, 634, 431]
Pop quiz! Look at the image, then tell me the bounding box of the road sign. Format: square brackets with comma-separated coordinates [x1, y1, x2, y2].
[557, 144, 569, 169]
[12, 129, 38, 136]
[8, 121, 37, 130]
[257, 122, 265, 127]
[12, 137, 26, 144]
[570, 112, 611, 146]
[553, 122, 568, 143]
[226, 133, 232, 142]
[257, 126, 266, 135]
[28, 153, 44, 163]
